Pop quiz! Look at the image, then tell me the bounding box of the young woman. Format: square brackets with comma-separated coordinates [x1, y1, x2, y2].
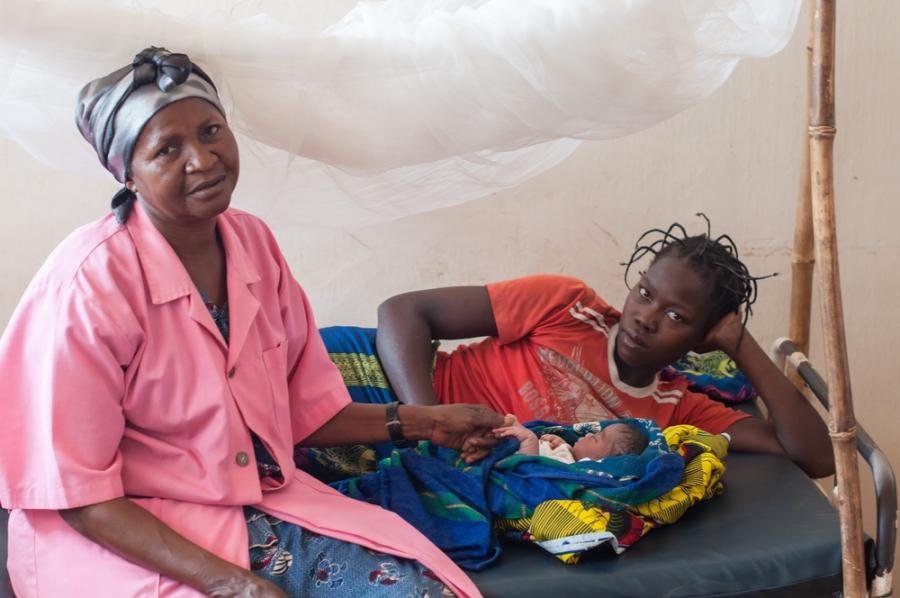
[376, 220, 834, 479]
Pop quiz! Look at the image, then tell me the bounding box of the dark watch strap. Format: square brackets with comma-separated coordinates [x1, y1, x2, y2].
[385, 401, 409, 448]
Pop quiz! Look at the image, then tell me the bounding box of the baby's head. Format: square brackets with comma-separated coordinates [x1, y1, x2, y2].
[571, 423, 649, 461]
[616, 214, 772, 372]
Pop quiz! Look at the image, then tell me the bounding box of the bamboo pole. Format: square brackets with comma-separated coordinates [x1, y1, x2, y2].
[788, 6, 815, 360]
[785, 6, 817, 394]
[808, 2, 867, 596]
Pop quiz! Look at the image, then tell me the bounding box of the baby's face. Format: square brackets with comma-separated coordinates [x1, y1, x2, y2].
[571, 424, 632, 461]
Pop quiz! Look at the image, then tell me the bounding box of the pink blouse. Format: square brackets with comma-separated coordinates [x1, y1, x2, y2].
[0, 203, 479, 597]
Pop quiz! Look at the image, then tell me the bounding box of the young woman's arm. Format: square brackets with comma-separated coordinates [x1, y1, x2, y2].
[375, 286, 499, 406]
[60, 498, 286, 597]
[704, 313, 835, 478]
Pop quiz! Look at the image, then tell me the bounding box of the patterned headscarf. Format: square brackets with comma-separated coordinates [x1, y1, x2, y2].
[75, 47, 226, 222]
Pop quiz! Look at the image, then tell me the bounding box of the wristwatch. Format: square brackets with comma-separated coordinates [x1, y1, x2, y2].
[385, 401, 410, 448]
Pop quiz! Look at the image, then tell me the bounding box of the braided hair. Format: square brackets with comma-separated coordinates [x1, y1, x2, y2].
[621, 213, 775, 335]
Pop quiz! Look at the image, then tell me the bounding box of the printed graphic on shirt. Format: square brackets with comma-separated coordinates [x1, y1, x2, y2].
[537, 346, 627, 423]
[519, 319, 688, 425]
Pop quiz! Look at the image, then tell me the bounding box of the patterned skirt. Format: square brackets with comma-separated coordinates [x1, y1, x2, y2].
[246, 508, 454, 597]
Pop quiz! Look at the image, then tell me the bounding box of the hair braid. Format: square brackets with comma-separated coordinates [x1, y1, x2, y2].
[620, 213, 776, 334]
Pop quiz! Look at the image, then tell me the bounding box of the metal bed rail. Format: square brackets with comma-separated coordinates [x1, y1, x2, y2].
[774, 338, 896, 597]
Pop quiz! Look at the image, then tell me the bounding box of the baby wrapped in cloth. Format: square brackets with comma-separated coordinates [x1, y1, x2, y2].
[329, 419, 726, 569]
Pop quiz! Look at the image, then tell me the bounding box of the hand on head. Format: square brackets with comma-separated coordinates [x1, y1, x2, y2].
[694, 310, 743, 355]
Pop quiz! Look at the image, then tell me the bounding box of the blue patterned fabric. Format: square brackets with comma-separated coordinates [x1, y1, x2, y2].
[331, 419, 682, 570]
[663, 350, 757, 403]
[317, 326, 395, 403]
[318, 326, 401, 459]
[198, 287, 230, 343]
[246, 508, 451, 597]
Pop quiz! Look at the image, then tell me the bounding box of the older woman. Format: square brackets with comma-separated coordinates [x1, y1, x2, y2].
[0, 48, 502, 598]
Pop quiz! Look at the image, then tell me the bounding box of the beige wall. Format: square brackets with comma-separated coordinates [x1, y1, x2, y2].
[1, 0, 897, 573]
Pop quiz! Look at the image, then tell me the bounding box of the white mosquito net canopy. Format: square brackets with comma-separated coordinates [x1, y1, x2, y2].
[0, 0, 800, 227]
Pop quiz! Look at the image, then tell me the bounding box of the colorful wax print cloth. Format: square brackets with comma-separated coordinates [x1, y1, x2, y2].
[316, 325, 423, 460]
[664, 351, 758, 404]
[330, 419, 684, 570]
[635, 424, 729, 524]
[530, 424, 728, 564]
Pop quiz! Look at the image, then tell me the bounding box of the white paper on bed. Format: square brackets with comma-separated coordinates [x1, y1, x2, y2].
[0, 0, 800, 227]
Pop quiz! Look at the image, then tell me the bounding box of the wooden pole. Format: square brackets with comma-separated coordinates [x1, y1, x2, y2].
[788, 6, 815, 360]
[808, 2, 867, 596]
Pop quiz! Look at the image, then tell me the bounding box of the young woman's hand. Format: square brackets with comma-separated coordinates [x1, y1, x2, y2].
[694, 310, 743, 355]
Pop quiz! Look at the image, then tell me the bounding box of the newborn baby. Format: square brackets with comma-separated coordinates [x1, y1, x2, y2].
[493, 416, 649, 464]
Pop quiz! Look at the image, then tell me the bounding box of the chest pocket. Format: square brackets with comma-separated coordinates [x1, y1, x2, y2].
[262, 342, 292, 442]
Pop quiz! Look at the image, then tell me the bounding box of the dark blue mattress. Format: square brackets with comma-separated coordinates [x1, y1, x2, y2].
[469, 453, 846, 597]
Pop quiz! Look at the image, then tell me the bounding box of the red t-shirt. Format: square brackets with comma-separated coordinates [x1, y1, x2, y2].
[433, 274, 749, 433]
